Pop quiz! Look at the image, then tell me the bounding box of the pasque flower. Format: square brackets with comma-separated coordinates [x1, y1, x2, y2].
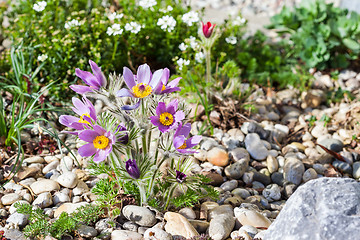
[116, 64, 163, 109]
[176, 170, 187, 183]
[70, 60, 107, 94]
[125, 159, 141, 179]
[150, 99, 185, 133]
[201, 21, 216, 38]
[78, 125, 116, 163]
[59, 97, 97, 134]
[154, 68, 181, 95]
[173, 122, 202, 154]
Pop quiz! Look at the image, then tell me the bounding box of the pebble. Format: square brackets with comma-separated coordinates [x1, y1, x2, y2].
[77, 224, 98, 238]
[122, 205, 156, 227]
[234, 207, 271, 228]
[164, 212, 199, 238]
[352, 162, 360, 179]
[24, 156, 45, 164]
[245, 133, 269, 160]
[30, 179, 60, 195]
[283, 158, 305, 185]
[232, 188, 251, 199]
[332, 160, 352, 175]
[207, 147, 229, 167]
[32, 192, 53, 208]
[42, 160, 59, 174]
[317, 138, 344, 153]
[53, 192, 71, 205]
[59, 156, 74, 172]
[224, 159, 248, 179]
[302, 168, 318, 182]
[16, 167, 40, 180]
[266, 155, 279, 174]
[111, 230, 142, 240]
[9, 200, 30, 214]
[262, 184, 281, 202]
[208, 211, 235, 240]
[56, 172, 79, 188]
[1, 193, 22, 206]
[53, 202, 88, 218]
[179, 207, 196, 220]
[230, 148, 250, 162]
[6, 212, 29, 228]
[143, 227, 172, 240]
[122, 221, 138, 232]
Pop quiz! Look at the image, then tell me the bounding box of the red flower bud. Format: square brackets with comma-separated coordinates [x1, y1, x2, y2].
[202, 21, 216, 38]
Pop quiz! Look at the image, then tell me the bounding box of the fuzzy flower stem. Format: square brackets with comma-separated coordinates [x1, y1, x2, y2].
[205, 48, 211, 90]
[137, 181, 147, 205]
[147, 155, 167, 197]
[164, 185, 176, 210]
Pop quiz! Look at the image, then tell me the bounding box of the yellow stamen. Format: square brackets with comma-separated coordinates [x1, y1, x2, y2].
[132, 83, 152, 98]
[161, 84, 166, 92]
[79, 113, 91, 124]
[178, 140, 187, 149]
[93, 136, 109, 149]
[159, 112, 174, 126]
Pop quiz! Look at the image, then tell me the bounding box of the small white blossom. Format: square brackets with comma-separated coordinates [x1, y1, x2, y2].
[179, 42, 187, 51]
[64, 19, 82, 29]
[182, 11, 199, 27]
[195, 52, 205, 63]
[108, 12, 124, 21]
[37, 54, 48, 62]
[189, 36, 199, 49]
[159, 5, 173, 13]
[157, 15, 176, 32]
[125, 22, 142, 34]
[177, 58, 190, 71]
[106, 24, 123, 36]
[233, 16, 246, 25]
[33, 1, 47, 12]
[225, 36, 237, 45]
[138, 0, 157, 9]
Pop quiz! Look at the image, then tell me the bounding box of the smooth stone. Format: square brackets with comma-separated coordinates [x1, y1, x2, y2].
[16, 167, 40, 180]
[77, 224, 98, 238]
[267, 155, 279, 174]
[284, 183, 297, 198]
[194, 149, 207, 161]
[30, 179, 60, 195]
[111, 230, 142, 240]
[231, 229, 252, 240]
[122, 205, 156, 227]
[332, 160, 352, 175]
[208, 213, 235, 240]
[262, 184, 281, 202]
[42, 160, 59, 174]
[271, 172, 285, 187]
[1, 229, 27, 240]
[232, 188, 251, 199]
[353, 162, 360, 179]
[234, 207, 271, 228]
[247, 122, 270, 139]
[164, 212, 199, 238]
[53, 192, 71, 205]
[274, 124, 289, 135]
[143, 227, 172, 240]
[264, 178, 360, 239]
[207, 147, 229, 167]
[1, 193, 22, 206]
[200, 201, 219, 220]
[73, 180, 89, 196]
[6, 212, 29, 227]
[19, 178, 36, 187]
[224, 196, 243, 207]
[32, 192, 53, 208]
[3, 182, 23, 191]
[95, 218, 113, 232]
[230, 148, 250, 162]
[44, 155, 59, 163]
[56, 172, 78, 188]
[317, 138, 344, 153]
[224, 159, 248, 180]
[59, 156, 74, 172]
[227, 128, 245, 141]
[239, 225, 259, 238]
[283, 158, 305, 185]
[189, 220, 209, 234]
[302, 168, 318, 182]
[242, 171, 271, 185]
[202, 171, 224, 186]
[313, 163, 327, 175]
[179, 207, 196, 220]
[201, 138, 219, 151]
[311, 125, 328, 139]
[252, 181, 265, 189]
[245, 133, 269, 160]
[53, 202, 88, 218]
[220, 180, 238, 192]
[122, 221, 138, 232]
[24, 156, 44, 164]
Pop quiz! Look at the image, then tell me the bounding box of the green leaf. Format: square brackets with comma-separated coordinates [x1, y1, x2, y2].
[343, 38, 360, 51]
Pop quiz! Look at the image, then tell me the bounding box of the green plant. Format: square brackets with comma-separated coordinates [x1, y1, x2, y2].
[268, 0, 360, 70]
[320, 114, 331, 127]
[15, 202, 103, 239]
[307, 115, 317, 128]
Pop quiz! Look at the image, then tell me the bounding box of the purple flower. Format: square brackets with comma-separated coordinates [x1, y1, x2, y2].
[176, 170, 186, 183]
[78, 125, 116, 163]
[115, 124, 129, 144]
[116, 64, 163, 109]
[59, 97, 97, 135]
[125, 159, 140, 179]
[150, 99, 185, 133]
[154, 68, 181, 95]
[70, 60, 107, 94]
[173, 122, 202, 154]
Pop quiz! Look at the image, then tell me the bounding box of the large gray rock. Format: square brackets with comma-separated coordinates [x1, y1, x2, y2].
[263, 178, 360, 240]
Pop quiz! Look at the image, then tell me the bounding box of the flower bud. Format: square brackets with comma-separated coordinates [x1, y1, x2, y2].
[201, 21, 216, 38]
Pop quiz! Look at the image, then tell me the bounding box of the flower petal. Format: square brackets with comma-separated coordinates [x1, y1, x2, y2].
[123, 67, 136, 89]
[72, 97, 87, 116]
[166, 99, 178, 114]
[121, 99, 141, 110]
[173, 135, 186, 149]
[175, 122, 191, 138]
[69, 85, 94, 94]
[186, 135, 202, 148]
[84, 97, 97, 121]
[156, 102, 167, 116]
[79, 129, 99, 142]
[137, 64, 151, 85]
[116, 88, 135, 98]
[75, 68, 100, 88]
[167, 77, 181, 88]
[93, 125, 107, 135]
[149, 69, 163, 89]
[78, 142, 97, 157]
[174, 110, 185, 123]
[93, 147, 111, 163]
[89, 60, 106, 87]
[59, 115, 80, 128]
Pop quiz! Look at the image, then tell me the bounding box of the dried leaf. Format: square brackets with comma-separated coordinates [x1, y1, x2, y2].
[317, 144, 346, 162]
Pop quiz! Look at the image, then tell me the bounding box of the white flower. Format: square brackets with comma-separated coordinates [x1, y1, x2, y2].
[106, 24, 123, 36]
[225, 36, 237, 45]
[37, 54, 48, 62]
[182, 11, 199, 27]
[157, 15, 176, 32]
[33, 1, 47, 12]
[64, 19, 82, 29]
[195, 52, 205, 63]
[108, 12, 124, 21]
[177, 58, 190, 71]
[233, 16, 246, 25]
[159, 5, 173, 13]
[125, 22, 142, 34]
[138, 0, 157, 9]
[179, 42, 187, 51]
[189, 36, 199, 49]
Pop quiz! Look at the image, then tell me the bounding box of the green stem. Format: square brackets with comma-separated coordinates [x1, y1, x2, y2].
[111, 38, 118, 61]
[164, 185, 176, 210]
[205, 48, 211, 87]
[137, 182, 147, 205]
[147, 155, 167, 197]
